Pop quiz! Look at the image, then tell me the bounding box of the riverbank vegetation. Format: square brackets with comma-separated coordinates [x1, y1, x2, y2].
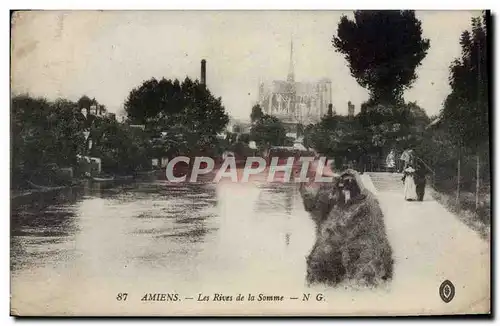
[422, 12, 490, 231]
[124, 77, 229, 159]
[12, 75, 233, 189]
[11, 95, 155, 189]
[303, 10, 489, 235]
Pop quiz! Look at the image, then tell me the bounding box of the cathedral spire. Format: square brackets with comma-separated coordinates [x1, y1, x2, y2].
[287, 36, 295, 83]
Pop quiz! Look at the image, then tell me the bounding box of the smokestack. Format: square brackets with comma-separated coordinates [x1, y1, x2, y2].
[201, 59, 206, 86]
[328, 103, 335, 115]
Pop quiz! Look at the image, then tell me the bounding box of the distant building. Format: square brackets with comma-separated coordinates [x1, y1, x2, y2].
[89, 102, 106, 117]
[258, 38, 333, 125]
[80, 105, 108, 121]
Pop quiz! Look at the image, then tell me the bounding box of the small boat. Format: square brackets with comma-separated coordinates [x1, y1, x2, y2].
[92, 176, 115, 182]
[27, 181, 66, 191]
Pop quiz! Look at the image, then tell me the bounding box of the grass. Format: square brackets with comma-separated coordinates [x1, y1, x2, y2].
[428, 186, 491, 241]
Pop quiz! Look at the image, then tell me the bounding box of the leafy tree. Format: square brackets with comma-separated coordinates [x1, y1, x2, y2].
[250, 104, 264, 123]
[355, 101, 431, 162]
[124, 77, 229, 156]
[250, 114, 287, 148]
[439, 12, 489, 211]
[296, 123, 305, 137]
[49, 99, 86, 165]
[441, 14, 488, 152]
[305, 100, 430, 171]
[238, 133, 251, 144]
[12, 95, 51, 172]
[77, 95, 92, 110]
[230, 141, 252, 158]
[303, 124, 317, 149]
[332, 10, 430, 105]
[93, 119, 153, 174]
[11, 95, 85, 186]
[284, 137, 295, 147]
[307, 114, 365, 168]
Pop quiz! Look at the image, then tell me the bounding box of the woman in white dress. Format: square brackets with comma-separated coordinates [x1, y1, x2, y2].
[402, 166, 418, 201]
[400, 149, 417, 201]
[386, 149, 396, 172]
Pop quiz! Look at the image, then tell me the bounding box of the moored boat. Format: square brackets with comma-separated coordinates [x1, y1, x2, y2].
[27, 180, 66, 191]
[92, 176, 115, 182]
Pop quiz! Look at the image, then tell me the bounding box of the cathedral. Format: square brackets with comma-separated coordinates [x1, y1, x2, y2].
[257, 39, 333, 125]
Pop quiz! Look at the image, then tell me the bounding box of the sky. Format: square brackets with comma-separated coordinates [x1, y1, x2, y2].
[11, 10, 481, 121]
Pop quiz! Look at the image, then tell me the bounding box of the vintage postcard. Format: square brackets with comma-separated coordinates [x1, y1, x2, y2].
[10, 10, 491, 316]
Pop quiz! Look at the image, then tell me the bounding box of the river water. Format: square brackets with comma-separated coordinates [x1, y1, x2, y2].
[13, 173, 485, 316]
[11, 176, 321, 315]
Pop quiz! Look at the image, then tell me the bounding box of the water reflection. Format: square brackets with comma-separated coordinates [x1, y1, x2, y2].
[11, 187, 84, 272]
[11, 178, 317, 310]
[254, 183, 298, 213]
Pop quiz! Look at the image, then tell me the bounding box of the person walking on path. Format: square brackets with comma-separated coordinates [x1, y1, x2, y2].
[386, 149, 396, 173]
[414, 154, 430, 202]
[402, 166, 418, 201]
[400, 149, 415, 172]
[401, 149, 417, 201]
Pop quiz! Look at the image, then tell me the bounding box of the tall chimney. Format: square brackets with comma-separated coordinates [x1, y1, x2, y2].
[201, 59, 206, 86]
[328, 103, 335, 115]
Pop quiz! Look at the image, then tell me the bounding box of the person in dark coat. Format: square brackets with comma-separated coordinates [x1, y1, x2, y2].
[414, 158, 427, 202]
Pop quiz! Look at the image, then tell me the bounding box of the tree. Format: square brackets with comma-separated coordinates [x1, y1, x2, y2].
[440, 12, 488, 211]
[11, 95, 85, 186]
[124, 77, 229, 156]
[332, 10, 430, 105]
[307, 114, 366, 168]
[355, 101, 431, 163]
[93, 119, 153, 174]
[296, 123, 305, 137]
[303, 124, 317, 149]
[250, 114, 287, 148]
[77, 95, 92, 110]
[49, 99, 86, 166]
[238, 133, 251, 144]
[250, 104, 264, 123]
[304, 100, 430, 171]
[442, 15, 488, 151]
[230, 141, 252, 158]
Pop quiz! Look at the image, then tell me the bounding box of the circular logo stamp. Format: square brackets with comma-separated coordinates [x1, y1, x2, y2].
[439, 280, 455, 303]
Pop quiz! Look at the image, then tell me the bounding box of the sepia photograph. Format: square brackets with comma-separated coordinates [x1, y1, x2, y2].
[10, 9, 491, 316]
